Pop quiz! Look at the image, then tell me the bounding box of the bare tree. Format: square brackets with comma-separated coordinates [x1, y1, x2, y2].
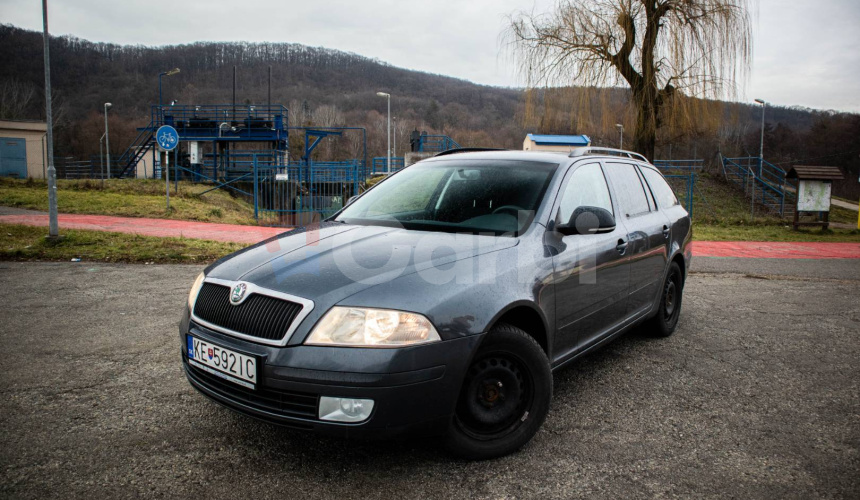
[507, 0, 753, 160]
[0, 78, 37, 120]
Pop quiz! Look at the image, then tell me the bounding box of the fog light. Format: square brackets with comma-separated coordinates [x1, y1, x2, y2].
[318, 396, 375, 423]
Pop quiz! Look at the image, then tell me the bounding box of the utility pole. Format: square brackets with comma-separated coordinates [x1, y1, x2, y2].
[615, 124, 623, 150]
[42, 0, 58, 238]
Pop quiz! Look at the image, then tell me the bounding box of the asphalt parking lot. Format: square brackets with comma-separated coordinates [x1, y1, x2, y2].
[1, 259, 858, 499]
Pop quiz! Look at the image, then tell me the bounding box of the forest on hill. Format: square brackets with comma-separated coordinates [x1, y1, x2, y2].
[0, 24, 857, 197]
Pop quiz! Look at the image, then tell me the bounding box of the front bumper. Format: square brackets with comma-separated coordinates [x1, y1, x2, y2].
[181, 320, 482, 439]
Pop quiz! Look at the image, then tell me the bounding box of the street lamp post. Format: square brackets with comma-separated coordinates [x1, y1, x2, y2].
[377, 92, 391, 174]
[393, 116, 397, 160]
[104, 102, 112, 179]
[754, 98, 766, 177]
[158, 68, 180, 110]
[751, 98, 767, 220]
[99, 133, 105, 187]
[615, 124, 623, 149]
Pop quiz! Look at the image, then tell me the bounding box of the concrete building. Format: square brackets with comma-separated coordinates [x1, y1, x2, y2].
[523, 134, 591, 153]
[0, 120, 48, 179]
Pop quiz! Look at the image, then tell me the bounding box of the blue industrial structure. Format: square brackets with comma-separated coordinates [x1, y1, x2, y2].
[116, 104, 290, 179]
[523, 134, 591, 149]
[108, 104, 374, 226]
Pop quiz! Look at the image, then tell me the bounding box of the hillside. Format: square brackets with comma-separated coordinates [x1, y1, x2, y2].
[1, 24, 858, 197]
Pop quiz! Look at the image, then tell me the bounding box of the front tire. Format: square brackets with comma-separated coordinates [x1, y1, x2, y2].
[446, 323, 552, 460]
[648, 261, 683, 337]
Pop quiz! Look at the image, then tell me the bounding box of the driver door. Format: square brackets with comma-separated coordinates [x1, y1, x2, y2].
[549, 162, 630, 363]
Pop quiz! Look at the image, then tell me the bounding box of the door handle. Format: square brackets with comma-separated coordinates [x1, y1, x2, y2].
[616, 238, 628, 254]
[662, 225, 670, 238]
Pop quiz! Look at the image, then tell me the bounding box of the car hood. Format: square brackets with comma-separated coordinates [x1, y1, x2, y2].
[206, 221, 518, 305]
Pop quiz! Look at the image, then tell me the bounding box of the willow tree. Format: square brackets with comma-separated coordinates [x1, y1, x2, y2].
[507, 0, 753, 160]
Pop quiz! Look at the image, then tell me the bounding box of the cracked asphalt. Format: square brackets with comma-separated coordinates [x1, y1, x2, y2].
[0, 259, 858, 499]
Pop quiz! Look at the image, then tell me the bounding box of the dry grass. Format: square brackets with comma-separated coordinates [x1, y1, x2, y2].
[0, 223, 243, 264]
[0, 178, 257, 225]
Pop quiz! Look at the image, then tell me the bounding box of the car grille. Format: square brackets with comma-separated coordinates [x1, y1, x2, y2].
[193, 283, 304, 342]
[187, 362, 319, 421]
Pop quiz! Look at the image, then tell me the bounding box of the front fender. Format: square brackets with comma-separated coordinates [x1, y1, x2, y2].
[324, 244, 553, 342]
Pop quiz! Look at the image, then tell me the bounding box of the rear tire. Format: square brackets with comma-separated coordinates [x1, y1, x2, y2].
[648, 261, 683, 337]
[446, 323, 552, 460]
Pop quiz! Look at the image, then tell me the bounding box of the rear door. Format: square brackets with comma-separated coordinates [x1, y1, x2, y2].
[549, 162, 630, 361]
[602, 162, 671, 316]
[0, 138, 27, 179]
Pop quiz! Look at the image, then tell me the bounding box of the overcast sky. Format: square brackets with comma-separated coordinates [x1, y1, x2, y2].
[2, 0, 859, 112]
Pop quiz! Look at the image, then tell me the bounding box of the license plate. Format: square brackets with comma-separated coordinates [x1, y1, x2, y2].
[187, 335, 257, 389]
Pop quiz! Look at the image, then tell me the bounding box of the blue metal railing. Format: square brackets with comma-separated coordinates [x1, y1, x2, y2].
[721, 156, 795, 217]
[653, 159, 703, 218]
[371, 157, 405, 174]
[417, 135, 460, 153]
[153, 104, 289, 128]
[252, 155, 362, 226]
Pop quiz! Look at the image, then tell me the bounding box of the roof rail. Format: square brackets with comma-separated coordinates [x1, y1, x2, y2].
[433, 147, 507, 157]
[569, 147, 648, 163]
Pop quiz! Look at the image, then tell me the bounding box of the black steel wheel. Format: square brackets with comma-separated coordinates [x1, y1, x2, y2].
[447, 323, 552, 460]
[648, 261, 683, 337]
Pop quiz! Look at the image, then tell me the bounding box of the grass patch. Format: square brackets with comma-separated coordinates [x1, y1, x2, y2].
[694, 225, 860, 242]
[0, 223, 244, 264]
[670, 172, 857, 226]
[0, 178, 257, 225]
[673, 172, 859, 241]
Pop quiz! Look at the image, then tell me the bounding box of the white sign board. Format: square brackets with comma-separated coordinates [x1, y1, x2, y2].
[797, 180, 832, 212]
[189, 142, 199, 164]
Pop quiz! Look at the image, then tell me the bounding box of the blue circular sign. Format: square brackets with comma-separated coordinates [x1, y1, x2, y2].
[155, 125, 179, 151]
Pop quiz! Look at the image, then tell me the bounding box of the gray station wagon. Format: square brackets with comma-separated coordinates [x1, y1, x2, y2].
[181, 147, 692, 459]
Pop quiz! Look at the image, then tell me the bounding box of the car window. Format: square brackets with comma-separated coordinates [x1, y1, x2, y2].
[337, 160, 558, 236]
[635, 166, 657, 211]
[557, 162, 613, 223]
[604, 162, 652, 217]
[361, 168, 447, 216]
[639, 166, 680, 209]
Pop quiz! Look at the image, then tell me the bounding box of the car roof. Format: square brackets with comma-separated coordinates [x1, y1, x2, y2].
[422, 149, 656, 169]
[422, 150, 571, 165]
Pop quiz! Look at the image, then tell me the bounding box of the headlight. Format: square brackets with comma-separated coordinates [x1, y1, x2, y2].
[188, 272, 205, 310]
[305, 307, 441, 347]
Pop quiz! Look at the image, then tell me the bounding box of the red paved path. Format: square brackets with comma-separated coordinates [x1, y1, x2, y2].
[691, 241, 860, 259]
[2, 212, 858, 259]
[0, 213, 284, 244]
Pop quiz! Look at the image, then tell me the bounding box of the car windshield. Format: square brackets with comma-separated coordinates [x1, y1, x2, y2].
[335, 160, 558, 236]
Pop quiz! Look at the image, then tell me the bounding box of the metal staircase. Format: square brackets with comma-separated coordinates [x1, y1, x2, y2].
[721, 156, 795, 218]
[116, 121, 156, 178]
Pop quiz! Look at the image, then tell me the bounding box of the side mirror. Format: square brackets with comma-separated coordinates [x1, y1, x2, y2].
[556, 206, 616, 236]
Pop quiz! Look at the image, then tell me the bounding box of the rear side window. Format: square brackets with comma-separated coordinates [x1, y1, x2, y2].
[603, 162, 651, 217]
[640, 167, 680, 209]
